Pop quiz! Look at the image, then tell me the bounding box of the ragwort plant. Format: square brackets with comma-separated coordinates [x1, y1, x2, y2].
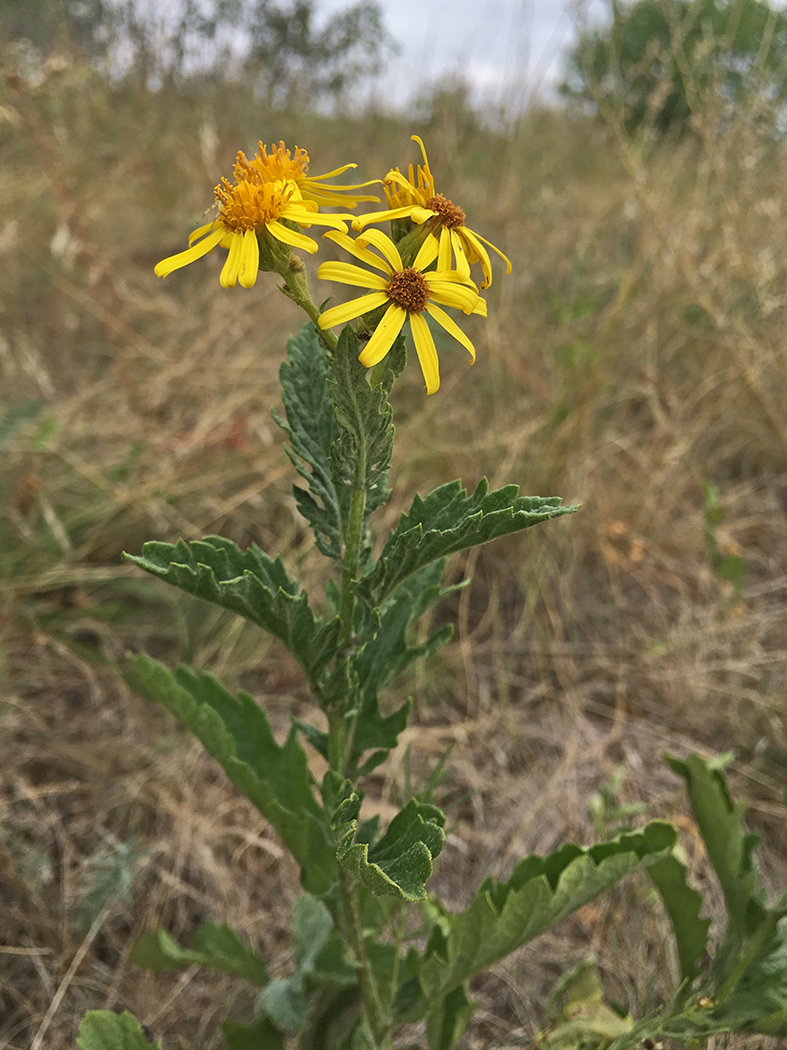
[77, 137, 787, 1050]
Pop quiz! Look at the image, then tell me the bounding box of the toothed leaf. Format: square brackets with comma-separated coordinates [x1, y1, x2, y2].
[417, 821, 677, 1002]
[359, 479, 577, 611]
[124, 536, 338, 685]
[130, 656, 336, 896]
[333, 792, 446, 901]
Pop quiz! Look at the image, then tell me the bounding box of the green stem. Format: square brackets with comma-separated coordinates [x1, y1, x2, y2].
[339, 866, 393, 1049]
[275, 253, 338, 351]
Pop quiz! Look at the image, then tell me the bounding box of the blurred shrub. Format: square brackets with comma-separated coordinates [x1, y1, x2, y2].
[2, 0, 397, 107]
[561, 0, 787, 135]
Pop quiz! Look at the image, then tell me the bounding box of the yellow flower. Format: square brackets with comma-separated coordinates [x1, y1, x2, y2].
[353, 135, 511, 290]
[317, 229, 486, 395]
[154, 177, 351, 289]
[235, 140, 379, 208]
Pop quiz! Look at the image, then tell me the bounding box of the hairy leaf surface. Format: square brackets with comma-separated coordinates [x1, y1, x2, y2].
[359, 479, 577, 610]
[328, 324, 406, 524]
[417, 822, 676, 1001]
[131, 657, 336, 896]
[77, 1011, 163, 1050]
[276, 323, 346, 559]
[125, 536, 337, 685]
[333, 792, 446, 901]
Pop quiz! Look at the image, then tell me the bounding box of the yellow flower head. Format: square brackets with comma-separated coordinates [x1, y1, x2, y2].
[235, 140, 379, 209]
[318, 228, 486, 395]
[154, 174, 351, 289]
[353, 135, 511, 290]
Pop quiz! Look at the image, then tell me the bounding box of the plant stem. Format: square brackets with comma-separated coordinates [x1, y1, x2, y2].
[339, 865, 393, 1050]
[276, 253, 338, 351]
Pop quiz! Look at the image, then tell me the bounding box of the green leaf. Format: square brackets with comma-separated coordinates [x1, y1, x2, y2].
[296, 561, 457, 776]
[222, 1018, 285, 1050]
[124, 536, 338, 686]
[333, 792, 446, 901]
[648, 854, 711, 982]
[717, 923, 787, 1034]
[665, 754, 766, 935]
[328, 324, 406, 523]
[536, 956, 633, 1050]
[359, 479, 577, 611]
[77, 1011, 162, 1050]
[259, 894, 336, 1033]
[275, 323, 346, 560]
[130, 657, 336, 896]
[426, 984, 476, 1050]
[356, 559, 458, 702]
[130, 919, 267, 986]
[417, 821, 676, 1002]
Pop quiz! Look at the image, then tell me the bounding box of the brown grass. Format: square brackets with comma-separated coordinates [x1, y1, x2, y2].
[1, 40, 786, 1050]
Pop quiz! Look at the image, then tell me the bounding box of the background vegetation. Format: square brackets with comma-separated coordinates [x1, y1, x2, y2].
[1, 1, 787, 1047]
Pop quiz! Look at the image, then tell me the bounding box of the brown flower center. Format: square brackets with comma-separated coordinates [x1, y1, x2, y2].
[425, 193, 466, 228]
[386, 268, 430, 313]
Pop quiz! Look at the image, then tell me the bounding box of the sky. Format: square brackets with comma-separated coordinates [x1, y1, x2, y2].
[317, 0, 610, 110]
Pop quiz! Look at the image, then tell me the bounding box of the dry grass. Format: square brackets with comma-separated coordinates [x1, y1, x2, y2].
[1, 40, 786, 1050]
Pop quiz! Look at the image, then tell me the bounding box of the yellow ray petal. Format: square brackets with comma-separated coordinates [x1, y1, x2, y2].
[355, 229, 403, 272]
[238, 228, 260, 289]
[426, 302, 476, 361]
[154, 226, 226, 278]
[409, 311, 440, 394]
[267, 220, 319, 254]
[219, 230, 244, 288]
[384, 169, 428, 204]
[413, 234, 439, 271]
[317, 261, 388, 290]
[283, 204, 350, 232]
[450, 230, 471, 282]
[352, 204, 420, 232]
[410, 206, 438, 225]
[358, 305, 407, 367]
[437, 227, 452, 272]
[318, 292, 389, 329]
[322, 230, 393, 273]
[188, 220, 220, 246]
[423, 275, 481, 313]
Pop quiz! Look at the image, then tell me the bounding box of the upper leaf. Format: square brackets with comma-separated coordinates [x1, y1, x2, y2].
[333, 791, 446, 901]
[130, 656, 336, 896]
[275, 323, 347, 560]
[124, 535, 338, 687]
[358, 479, 578, 611]
[77, 1011, 162, 1050]
[130, 919, 267, 986]
[298, 561, 457, 777]
[417, 821, 676, 1002]
[328, 324, 406, 523]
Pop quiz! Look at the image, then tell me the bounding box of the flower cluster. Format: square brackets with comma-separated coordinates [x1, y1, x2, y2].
[155, 136, 510, 392]
[154, 142, 372, 289]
